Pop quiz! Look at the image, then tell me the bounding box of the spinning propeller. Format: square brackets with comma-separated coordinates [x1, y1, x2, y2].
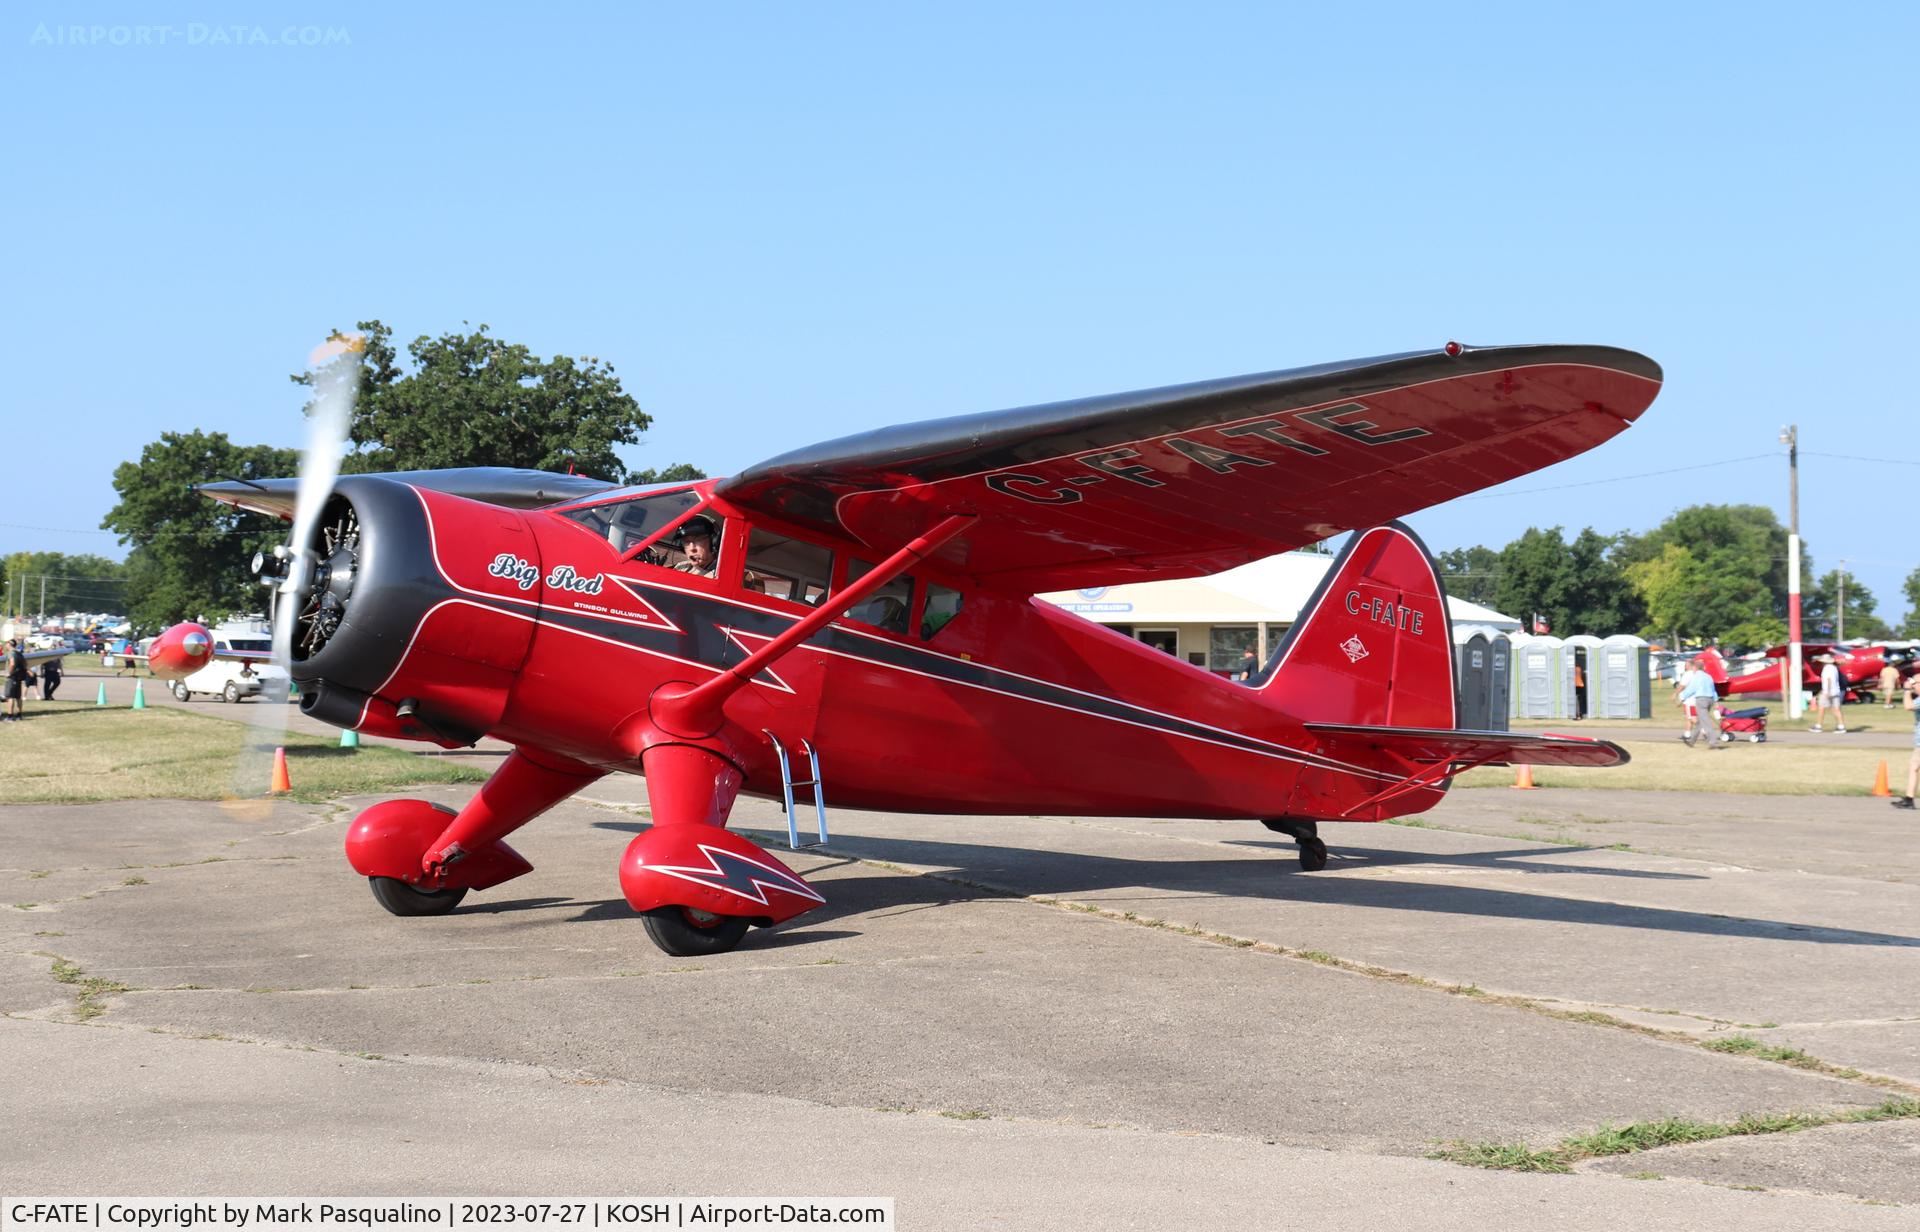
[223, 333, 362, 814]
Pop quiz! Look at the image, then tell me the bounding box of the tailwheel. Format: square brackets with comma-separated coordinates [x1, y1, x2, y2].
[368, 876, 468, 916]
[641, 906, 751, 956]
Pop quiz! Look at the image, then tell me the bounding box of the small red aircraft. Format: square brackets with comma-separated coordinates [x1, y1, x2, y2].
[142, 342, 1661, 954]
[1703, 643, 1915, 701]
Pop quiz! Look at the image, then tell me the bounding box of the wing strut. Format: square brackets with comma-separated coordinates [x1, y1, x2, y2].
[651, 514, 976, 737]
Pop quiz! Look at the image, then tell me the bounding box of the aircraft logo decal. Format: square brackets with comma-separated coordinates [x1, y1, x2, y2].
[643, 843, 826, 906]
[486, 553, 539, 590]
[545, 564, 605, 595]
[1340, 635, 1369, 663]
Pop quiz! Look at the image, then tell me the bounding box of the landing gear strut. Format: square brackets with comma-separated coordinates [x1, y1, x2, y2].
[1261, 818, 1328, 871]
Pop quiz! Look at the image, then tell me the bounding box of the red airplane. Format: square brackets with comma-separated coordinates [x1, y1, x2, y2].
[141, 342, 1661, 954]
[1703, 643, 1915, 701]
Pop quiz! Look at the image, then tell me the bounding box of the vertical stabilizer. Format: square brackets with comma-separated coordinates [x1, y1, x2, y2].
[1257, 523, 1456, 730]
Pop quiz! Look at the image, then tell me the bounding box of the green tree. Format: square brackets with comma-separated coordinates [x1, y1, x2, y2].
[1804, 569, 1890, 640]
[1488, 527, 1641, 636]
[1902, 567, 1920, 638]
[297, 321, 701, 484]
[1435, 545, 1500, 607]
[0, 552, 127, 617]
[1625, 543, 1703, 645]
[100, 432, 299, 630]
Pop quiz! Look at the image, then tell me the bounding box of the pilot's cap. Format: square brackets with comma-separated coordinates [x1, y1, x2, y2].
[679, 516, 717, 541]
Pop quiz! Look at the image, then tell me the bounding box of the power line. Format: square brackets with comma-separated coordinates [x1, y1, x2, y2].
[1457, 452, 1776, 500]
[1802, 451, 1920, 468]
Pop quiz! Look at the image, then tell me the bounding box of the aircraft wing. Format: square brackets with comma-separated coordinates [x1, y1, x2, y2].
[716, 342, 1662, 592]
[1305, 724, 1629, 768]
[198, 467, 621, 519]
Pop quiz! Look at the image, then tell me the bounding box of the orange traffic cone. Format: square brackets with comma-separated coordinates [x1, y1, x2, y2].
[1872, 760, 1891, 798]
[1511, 763, 1538, 790]
[269, 746, 292, 795]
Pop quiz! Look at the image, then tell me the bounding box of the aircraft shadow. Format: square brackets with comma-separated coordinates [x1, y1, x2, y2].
[786, 832, 1920, 950]
[571, 818, 1920, 949]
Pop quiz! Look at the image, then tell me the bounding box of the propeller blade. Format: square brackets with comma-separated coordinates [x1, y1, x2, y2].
[224, 333, 362, 814]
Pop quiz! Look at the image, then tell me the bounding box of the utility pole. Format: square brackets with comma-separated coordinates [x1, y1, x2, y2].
[39, 575, 46, 624]
[1780, 425, 1803, 717]
[1837, 559, 1847, 643]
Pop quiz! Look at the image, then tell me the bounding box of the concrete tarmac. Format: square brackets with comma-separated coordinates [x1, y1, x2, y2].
[3, 778, 1918, 1226]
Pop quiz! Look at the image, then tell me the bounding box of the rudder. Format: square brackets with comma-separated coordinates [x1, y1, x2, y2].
[1256, 523, 1455, 730]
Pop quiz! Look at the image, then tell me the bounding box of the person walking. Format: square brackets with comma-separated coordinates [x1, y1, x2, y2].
[1811, 656, 1847, 732]
[38, 654, 62, 702]
[3, 639, 28, 722]
[1675, 657, 1720, 749]
[1233, 648, 1259, 683]
[1880, 662, 1901, 708]
[1893, 679, 1920, 810]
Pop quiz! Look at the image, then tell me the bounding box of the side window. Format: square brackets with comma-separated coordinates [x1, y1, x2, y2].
[844, 559, 913, 635]
[744, 528, 834, 605]
[921, 584, 964, 639]
[558, 489, 702, 558]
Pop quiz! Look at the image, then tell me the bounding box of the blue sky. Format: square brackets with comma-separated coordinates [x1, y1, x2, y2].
[5, 3, 1916, 619]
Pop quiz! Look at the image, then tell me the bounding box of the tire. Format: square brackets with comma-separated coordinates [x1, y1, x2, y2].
[1298, 836, 1329, 873]
[368, 877, 468, 916]
[1749, 734, 1761, 743]
[222, 681, 242, 704]
[171, 680, 191, 702]
[641, 906, 751, 956]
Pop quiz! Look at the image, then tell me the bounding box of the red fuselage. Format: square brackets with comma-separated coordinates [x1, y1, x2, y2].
[339, 480, 1429, 824]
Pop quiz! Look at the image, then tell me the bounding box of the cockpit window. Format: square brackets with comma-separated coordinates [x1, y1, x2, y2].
[844, 559, 913, 635]
[558, 489, 703, 558]
[744, 529, 833, 604]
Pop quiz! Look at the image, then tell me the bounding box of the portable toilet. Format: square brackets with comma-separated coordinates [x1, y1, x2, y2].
[1511, 635, 1569, 719]
[1594, 634, 1653, 718]
[1487, 630, 1512, 731]
[1565, 634, 1604, 720]
[1454, 626, 1494, 730]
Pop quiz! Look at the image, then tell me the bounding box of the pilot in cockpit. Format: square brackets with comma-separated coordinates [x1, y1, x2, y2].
[671, 517, 720, 578]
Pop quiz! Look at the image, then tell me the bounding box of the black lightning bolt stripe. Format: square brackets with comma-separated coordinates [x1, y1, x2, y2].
[650, 846, 824, 905]
[445, 577, 1395, 782]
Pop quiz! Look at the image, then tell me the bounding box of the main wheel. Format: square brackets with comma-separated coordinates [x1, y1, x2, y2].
[1299, 836, 1329, 873]
[641, 905, 751, 956]
[368, 876, 468, 916]
[170, 680, 191, 702]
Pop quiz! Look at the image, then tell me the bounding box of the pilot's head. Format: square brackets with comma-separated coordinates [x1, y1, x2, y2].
[681, 517, 717, 570]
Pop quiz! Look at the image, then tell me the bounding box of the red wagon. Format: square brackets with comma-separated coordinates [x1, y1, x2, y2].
[1717, 704, 1769, 743]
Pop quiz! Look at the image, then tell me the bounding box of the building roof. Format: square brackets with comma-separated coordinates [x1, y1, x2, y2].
[1039, 550, 1520, 630]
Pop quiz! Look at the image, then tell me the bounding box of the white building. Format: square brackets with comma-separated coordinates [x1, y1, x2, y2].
[1039, 550, 1518, 674]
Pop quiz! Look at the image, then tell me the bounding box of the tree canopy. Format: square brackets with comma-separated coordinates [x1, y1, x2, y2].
[294, 320, 700, 484]
[1, 552, 127, 618]
[99, 431, 299, 629]
[1441, 503, 1911, 647]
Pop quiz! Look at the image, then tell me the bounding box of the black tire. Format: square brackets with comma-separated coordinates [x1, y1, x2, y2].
[1299, 836, 1329, 873]
[641, 906, 751, 956]
[170, 680, 191, 702]
[222, 681, 242, 704]
[368, 876, 468, 916]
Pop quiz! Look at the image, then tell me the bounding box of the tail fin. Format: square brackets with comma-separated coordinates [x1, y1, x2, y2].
[1256, 522, 1455, 729]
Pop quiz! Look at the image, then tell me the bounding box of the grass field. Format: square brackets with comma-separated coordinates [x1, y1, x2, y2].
[1457, 736, 1908, 795]
[0, 700, 489, 804]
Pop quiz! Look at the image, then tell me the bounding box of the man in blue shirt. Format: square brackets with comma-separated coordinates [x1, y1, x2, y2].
[1675, 658, 1721, 749]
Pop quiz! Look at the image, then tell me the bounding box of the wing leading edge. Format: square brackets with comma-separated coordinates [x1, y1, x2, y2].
[718, 343, 1662, 592]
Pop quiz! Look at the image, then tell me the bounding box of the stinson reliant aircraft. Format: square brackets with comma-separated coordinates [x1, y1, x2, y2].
[141, 341, 1662, 954]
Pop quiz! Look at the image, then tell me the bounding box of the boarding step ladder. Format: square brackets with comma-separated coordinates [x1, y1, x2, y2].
[764, 730, 830, 851]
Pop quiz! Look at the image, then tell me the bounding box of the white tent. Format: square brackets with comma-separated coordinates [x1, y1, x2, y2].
[1039, 551, 1522, 672]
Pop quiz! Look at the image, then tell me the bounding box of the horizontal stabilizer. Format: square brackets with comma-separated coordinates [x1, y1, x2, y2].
[1305, 723, 1629, 769]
